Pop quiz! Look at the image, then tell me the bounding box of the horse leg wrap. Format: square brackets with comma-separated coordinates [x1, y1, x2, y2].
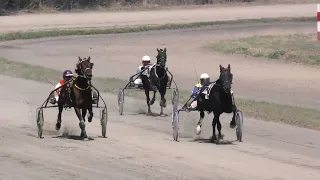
[79, 120, 86, 130]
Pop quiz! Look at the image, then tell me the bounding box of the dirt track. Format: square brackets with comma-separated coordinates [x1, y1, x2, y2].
[0, 3, 315, 33]
[1, 4, 320, 180]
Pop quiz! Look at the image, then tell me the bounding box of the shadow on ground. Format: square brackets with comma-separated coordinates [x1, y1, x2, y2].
[191, 138, 236, 145]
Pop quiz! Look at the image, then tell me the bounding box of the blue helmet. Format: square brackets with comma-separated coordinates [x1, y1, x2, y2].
[63, 70, 73, 80]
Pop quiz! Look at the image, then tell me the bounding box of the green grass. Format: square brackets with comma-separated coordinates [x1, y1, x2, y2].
[1, 58, 320, 130]
[205, 33, 320, 65]
[0, 16, 315, 41]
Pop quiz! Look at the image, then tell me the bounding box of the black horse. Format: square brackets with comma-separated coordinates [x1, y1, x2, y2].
[195, 64, 237, 142]
[140, 48, 169, 115]
[56, 56, 94, 139]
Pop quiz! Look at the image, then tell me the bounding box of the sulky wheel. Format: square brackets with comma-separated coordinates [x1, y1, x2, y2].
[118, 88, 124, 115]
[36, 108, 44, 139]
[235, 110, 243, 142]
[172, 111, 179, 142]
[171, 88, 179, 112]
[100, 107, 108, 138]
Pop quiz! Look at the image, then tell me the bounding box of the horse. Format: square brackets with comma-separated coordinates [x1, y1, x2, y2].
[55, 56, 94, 139]
[140, 48, 169, 115]
[195, 64, 237, 142]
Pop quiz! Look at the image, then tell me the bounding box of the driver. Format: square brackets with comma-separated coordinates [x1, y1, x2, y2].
[186, 73, 211, 110]
[49, 70, 74, 104]
[132, 55, 152, 86]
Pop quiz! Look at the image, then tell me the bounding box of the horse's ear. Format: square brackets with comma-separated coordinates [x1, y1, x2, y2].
[90, 63, 94, 68]
[78, 56, 82, 62]
[157, 48, 160, 52]
[87, 56, 91, 62]
[228, 64, 231, 71]
[164, 48, 166, 52]
[219, 65, 223, 72]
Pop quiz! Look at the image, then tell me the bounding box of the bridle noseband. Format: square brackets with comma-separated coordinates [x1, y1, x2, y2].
[75, 59, 92, 91]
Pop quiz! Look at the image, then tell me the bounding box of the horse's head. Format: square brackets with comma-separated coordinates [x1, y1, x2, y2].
[218, 64, 233, 93]
[156, 48, 167, 68]
[76, 56, 94, 80]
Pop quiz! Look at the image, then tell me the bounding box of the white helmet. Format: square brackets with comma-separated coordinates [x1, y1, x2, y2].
[200, 73, 210, 85]
[200, 73, 209, 79]
[142, 55, 151, 62]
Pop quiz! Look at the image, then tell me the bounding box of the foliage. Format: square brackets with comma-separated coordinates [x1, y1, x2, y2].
[0, 0, 255, 11]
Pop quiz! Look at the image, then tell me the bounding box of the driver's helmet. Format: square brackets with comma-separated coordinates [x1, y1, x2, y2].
[200, 73, 210, 86]
[63, 70, 73, 81]
[142, 55, 151, 66]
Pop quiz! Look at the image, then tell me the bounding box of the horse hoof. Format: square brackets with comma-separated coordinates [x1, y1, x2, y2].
[216, 139, 222, 144]
[196, 125, 201, 135]
[160, 113, 167, 117]
[80, 131, 88, 139]
[88, 118, 92, 123]
[211, 135, 217, 143]
[55, 123, 61, 131]
[218, 134, 224, 140]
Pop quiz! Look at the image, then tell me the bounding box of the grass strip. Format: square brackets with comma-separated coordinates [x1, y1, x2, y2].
[205, 33, 320, 65]
[0, 16, 315, 41]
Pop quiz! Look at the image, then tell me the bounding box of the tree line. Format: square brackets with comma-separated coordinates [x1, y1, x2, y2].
[0, 0, 254, 11]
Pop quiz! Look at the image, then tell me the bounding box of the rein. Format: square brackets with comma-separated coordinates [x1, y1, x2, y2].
[154, 53, 167, 80]
[154, 64, 167, 80]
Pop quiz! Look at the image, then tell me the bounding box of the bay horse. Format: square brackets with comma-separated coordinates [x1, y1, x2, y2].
[140, 48, 169, 115]
[195, 64, 237, 142]
[55, 56, 94, 139]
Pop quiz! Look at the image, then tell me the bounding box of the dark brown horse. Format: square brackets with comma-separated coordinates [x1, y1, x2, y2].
[140, 48, 169, 115]
[55, 56, 94, 139]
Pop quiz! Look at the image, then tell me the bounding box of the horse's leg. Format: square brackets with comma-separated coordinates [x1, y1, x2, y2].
[196, 110, 205, 135]
[149, 90, 156, 106]
[87, 104, 93, 123]
[211, 112, 220, 142]
[82, 108, 87, 122]
[159, 88, 165, 115]
[144, 88, 152, 114]
[217, 114, 223, 140]
[74, 107, 87, 139]
[55, 103, 63, 130]
[230, 104, 237, 129]
[159, 80, 167, 108]
[149, 73, 157, 106]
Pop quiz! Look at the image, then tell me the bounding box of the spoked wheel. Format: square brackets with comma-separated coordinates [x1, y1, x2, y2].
[100, 107, 108, 138]
[171, 88, 179, 112]
[172, 111, 179, 141]
[235, 110, 243, 142]
[118, 88, 124, 115]
[36, 107, 44, 139]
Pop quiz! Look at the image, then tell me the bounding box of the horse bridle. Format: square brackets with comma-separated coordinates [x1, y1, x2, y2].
[75, 61, 92, 91]
[154, 53, 168, 80]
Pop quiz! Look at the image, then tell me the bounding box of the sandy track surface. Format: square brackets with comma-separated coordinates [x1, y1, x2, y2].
[0, 3, 315, 33]
[1, 75, 320, 180]
[1, 4, 320, 180]
[1, 21, 319, 108]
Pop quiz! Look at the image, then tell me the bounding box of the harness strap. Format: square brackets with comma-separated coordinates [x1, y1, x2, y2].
[74, 83, 90, 91]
